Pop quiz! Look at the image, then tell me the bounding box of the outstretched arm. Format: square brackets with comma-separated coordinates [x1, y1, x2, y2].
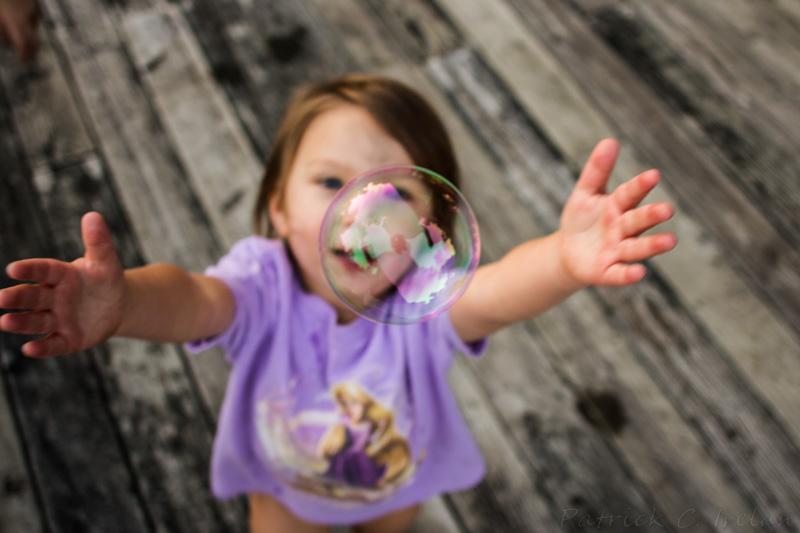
[450, 139, 677, 343]
[0, 212, 234, 357]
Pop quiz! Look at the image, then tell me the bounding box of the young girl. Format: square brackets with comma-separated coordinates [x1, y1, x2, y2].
[0, 74, 676, 533]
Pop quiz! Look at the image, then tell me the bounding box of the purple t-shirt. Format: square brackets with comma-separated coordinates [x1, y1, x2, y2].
[187, 237, 487, 525]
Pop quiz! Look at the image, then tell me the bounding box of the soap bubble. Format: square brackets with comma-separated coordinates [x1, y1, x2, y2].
[319, 165, 480, 324]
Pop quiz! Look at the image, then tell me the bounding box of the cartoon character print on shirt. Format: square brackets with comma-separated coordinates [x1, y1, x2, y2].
[256, 379, 417, 503]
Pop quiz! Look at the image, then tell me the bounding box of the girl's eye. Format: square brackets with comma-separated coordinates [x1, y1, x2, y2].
[396, 187, 412, 201]
[320, 177, 343, 190]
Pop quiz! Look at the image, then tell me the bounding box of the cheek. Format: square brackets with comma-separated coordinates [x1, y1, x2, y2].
[286, 215, 326, 271]
[286, 208, 324, 240]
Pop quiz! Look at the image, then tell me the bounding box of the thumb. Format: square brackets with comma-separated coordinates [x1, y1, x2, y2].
[81, 212, 119, 264]
[574, 138, 619, 196]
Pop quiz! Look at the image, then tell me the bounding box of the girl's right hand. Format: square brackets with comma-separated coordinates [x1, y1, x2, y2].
[0, 212, 126, 358]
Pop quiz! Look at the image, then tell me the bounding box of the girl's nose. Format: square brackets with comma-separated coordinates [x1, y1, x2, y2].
[339, 206, 357, 230]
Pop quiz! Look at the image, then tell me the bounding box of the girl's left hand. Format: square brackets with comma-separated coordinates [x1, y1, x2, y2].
[559, 138, 677, 287]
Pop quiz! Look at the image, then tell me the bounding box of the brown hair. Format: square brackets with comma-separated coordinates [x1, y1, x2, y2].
[253, 74, 460, 236]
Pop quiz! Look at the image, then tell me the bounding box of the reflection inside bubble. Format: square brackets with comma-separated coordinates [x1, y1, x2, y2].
[320, 166, 480, 324]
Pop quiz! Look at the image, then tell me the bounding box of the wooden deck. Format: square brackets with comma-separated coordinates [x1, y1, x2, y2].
[2, 0, 800, 531]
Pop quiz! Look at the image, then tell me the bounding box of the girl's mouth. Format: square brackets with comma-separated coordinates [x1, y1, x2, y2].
[333, 247, 376, 270]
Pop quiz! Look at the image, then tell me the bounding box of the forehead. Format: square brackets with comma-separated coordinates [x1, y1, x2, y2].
[292, 104, 413, 173]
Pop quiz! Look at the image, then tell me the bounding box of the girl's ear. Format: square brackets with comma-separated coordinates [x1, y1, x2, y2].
[268, 194, 289, 237]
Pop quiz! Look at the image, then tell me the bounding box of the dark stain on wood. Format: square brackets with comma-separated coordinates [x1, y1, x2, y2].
[144, 51, 167, 73]
[576, 390, 628, 435]
[522, 411, 543, 439]
[404, 18, 425, 48]
[221, 189, 245, 214]
[267, 25, 308, 63]
[3, 474, 27, 495]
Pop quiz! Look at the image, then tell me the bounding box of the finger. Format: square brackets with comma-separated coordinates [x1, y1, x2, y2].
[0, 310, 56, 335]
[617, 234, 678, 263]
[6, 258, 69, 285]
[600, 263, 647, 286]
[612, 169, 661, 212]
[22, 333, 69, 358]
[0, 283, 53, 310]
[81, 212, 119, 265]
[575, 138, 620, 195]
[619, 202, 675, 237]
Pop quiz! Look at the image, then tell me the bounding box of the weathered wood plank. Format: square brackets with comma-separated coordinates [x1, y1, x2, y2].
[572, 0, 800, 252]
[411, 497, 462, 533]
[433, 0, 614, 162]
[121, 5, 259, 246]
[6, 0, 246, 529]
[505, 0, 800, 447]
[598, 281, 800, 526]
[531, 290, 765, 532]
[302, 0, 399, 69]
[30, 159, 247, 532]
[355, 0, 461, 62]
[419, 54, 759, 531]
[0, 343, 153, 533]
[0, 64, 47, 533]
[556, 0, 800, 336]
[0, 132, 151, 533]
[426, 45, 800, 527]
[435, 0, 800, 451]
[176, 0, 349, 153]
[383, 65, 680, 531]
[448, 359, 565, 532]
[776, 0, 800, 27]
[40, 0, 222, 269]
[0, 370, 44, 533]
[0, 33, 92, 167]
[669, 0, 800, 107]
[437, 0, 800, 344]
[467, 329, 680, 532]
[37, 0, 235, 418]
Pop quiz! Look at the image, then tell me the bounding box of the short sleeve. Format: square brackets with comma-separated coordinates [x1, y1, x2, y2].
[422, 310, 488, 365]
[185, 237, 284, 363]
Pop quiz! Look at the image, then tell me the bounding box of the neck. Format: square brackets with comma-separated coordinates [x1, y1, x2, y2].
[336, 307, 359, 325]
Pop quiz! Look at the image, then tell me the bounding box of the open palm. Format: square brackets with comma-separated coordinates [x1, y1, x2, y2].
[559, 139, 677, 286]
[0, 213, 126, 357]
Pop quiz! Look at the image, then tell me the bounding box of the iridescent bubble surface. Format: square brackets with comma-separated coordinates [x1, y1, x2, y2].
[319, 165, 480, 324]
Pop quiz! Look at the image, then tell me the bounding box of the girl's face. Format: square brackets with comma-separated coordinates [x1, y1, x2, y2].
[269, 104, 415, 322]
